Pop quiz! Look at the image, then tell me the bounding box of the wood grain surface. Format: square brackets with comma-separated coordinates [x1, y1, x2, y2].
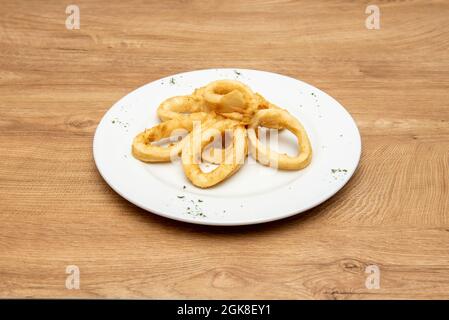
[1, 0, 448, 299]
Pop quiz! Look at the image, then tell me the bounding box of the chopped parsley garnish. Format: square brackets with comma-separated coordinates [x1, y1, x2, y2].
[331, 168, 348, 174]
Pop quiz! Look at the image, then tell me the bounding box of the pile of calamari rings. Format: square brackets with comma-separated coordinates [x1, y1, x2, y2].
[132, 80, 312, 188]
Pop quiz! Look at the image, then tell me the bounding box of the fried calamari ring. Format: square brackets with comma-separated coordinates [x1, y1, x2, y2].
[255, 93, 270, 110]
[201, 131, 226, 164]
[254, 93, 284, 129]
[254, 93, 282, 111]
[247, 109, 312, 170]
[182, 120, 247, 188]
[201, 131, 249, 164]
[203, 80, 257, 124]
[202, 144, 249, 165]
[134, 79, 313, 188]
[132, 112, 216, 163]
[157, 95, 209, 122]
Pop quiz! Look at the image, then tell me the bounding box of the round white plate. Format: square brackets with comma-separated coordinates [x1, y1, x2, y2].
[93, 69, 361, 226]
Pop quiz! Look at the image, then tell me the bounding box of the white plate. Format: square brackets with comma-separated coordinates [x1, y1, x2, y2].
[93, 69, 361, 226]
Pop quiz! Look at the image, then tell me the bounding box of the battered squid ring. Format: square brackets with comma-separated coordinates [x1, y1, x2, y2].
[247, 109, 312, 170]
[202, 131, 249, 165]
[132, 112, 216, 163]
[202, 145, 249, 165]
[202, 145, 230, 165]
[255, 93, 282, 111]
[203, 80, 257, 123]
[254, 93, 284, 129]
[201, 131, 227, 164]
[157, 95, 209, 122]
[182, 120, 247, 188]
[255, 93, 270, 110]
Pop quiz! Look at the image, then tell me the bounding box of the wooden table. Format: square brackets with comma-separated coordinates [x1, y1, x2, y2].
[1, 0, 448, 299]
